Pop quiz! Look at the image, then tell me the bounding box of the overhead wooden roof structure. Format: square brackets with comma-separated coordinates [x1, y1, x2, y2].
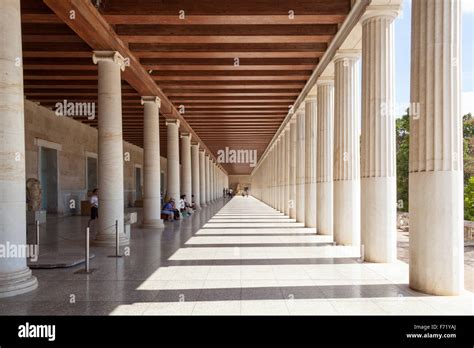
[20, 0, 353, 174]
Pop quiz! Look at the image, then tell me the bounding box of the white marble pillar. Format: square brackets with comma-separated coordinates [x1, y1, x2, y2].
[283, 128, 290, 216]
[289, 118, 297, 219]
[296, 105, 306, 223]
[333, 51, 361, 246]
[301, 95, 319, 228]
[199, 149, 207, 207]
[191, 141, 201, 209]
[276, 138, 283, 212]
[166, 119, 180, 203]
[141, 96, 164, 228]
[93, 51, 128, 246]
[0, 0, 38, 298]
[204, 154, 211, 204]
[409, 0, 463, 295]
[316, 80, 334, 236]
[180, 132, 192, 203]
[361, 7, 399, 262]
[210, 161, 215, 201]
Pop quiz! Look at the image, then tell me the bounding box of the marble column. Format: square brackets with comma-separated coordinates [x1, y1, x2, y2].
[277, 138, 283, 212]
[180, 133, 192, 203]
[305, 95, 317, 228]
[333, 51, 361, 246]
[166, 119, 180, 203]
[191, 142, 201, 209]
[409, 0, 463, 295]
[283, 128, 290, 216]
[141, 96, 164, 228]
[289, 118, 297, 219]
[210, 161, 215, 201]
[205, 154, 211, 204]
[316, 80, 334, 236]
[0, 0, 38, 298]
[296, 105, 306, 223]
[199, 149, 207, 207]
[93, 51, 128, 246]
[360, 6, 399, 262]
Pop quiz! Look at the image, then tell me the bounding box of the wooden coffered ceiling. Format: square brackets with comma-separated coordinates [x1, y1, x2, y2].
[20, 0, 352, 174]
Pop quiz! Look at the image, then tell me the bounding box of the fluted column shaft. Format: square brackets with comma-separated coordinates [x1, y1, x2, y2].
[93, 51, 128, 246]
[333, 52, 361, 246]
[305, 96, 317, 228]
[199, 150, 207, 207]
[180, 133, 192, 202]
[296, 106, 306, 223]
[191, 142, 201, 209]
[275, 140, 280, 211]
[360, 9, 399, 262]
[409, 0, 463, 295]
[141, 97, 164, 228]
[317, 81, 334, 236]
[289, 119, 297, 219]
[0, 0, 38, 297]
[166, 119, 180, 203]
[283, 128, 290, 216]
[205, 154, 211, 204]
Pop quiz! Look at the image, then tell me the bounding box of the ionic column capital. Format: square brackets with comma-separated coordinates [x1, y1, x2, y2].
[141, 96, 161, 107]
[333, 49, 361, 63]
[305, 93, 317, 103]
[191, 141, 199, 147]
[180, 132, 192, 140]
[165, 118, 180, 127]
[92, 50, 126, 71]
[361, 4, 401, 24]
[199, 148, 206, 153]
[316, 77, 334, 86]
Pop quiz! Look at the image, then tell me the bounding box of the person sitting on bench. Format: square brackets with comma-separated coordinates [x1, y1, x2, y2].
[162, 200, 175, 221]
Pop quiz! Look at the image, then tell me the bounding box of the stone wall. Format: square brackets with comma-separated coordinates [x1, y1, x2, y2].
[24, 99, 166, 215]
[229, 174, 251, 193]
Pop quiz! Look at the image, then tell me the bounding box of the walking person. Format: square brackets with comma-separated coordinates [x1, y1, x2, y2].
[88, 188, 99, 228]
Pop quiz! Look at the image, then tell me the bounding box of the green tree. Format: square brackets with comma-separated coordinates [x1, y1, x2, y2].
[463, 113, 474, 185]
[396, 109, 410, 212]
[464, 176, 474, 221]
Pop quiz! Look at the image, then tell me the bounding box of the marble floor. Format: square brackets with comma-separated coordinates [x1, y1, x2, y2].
[0, 196, 472, 315]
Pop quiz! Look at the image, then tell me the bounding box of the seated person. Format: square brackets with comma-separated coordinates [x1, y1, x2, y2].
[190, 195, 197, 210]
[161, 200, 175, 221]
[179, 195, 193, 217]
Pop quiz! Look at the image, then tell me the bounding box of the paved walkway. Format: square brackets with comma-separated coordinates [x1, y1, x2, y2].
[0, 196, 472, 315]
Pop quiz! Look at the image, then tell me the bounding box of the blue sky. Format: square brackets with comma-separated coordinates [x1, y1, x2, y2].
[394, 0, 474, 115]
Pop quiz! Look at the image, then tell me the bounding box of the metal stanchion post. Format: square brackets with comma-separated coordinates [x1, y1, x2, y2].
[85, 227, 90, 272]
[35, 220, 40, 256]
[108, 219, 123, 258]
[75, 226, 96, 274]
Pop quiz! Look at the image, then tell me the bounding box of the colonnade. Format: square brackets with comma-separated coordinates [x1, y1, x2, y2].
[252, 0, 464, 296]
[0, 0, 227, 297]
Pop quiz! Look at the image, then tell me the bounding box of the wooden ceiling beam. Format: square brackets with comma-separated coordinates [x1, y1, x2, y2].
[42, 0, 226, 171]
[105, 15, 346, 25]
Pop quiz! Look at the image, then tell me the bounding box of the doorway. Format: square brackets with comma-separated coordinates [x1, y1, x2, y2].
[135, 166, 142, 201]
[86, 156, 98, 192]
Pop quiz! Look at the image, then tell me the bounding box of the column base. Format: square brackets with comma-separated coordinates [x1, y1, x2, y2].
[409, 171, 464, 295]
[317, 181, 333, 236]
[361, 176, 397, 263]
[333, 179, 360, 246]
[93, 233, 130, 247]
[141, 219, 165, 229]
[0, 268, 38, 299]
